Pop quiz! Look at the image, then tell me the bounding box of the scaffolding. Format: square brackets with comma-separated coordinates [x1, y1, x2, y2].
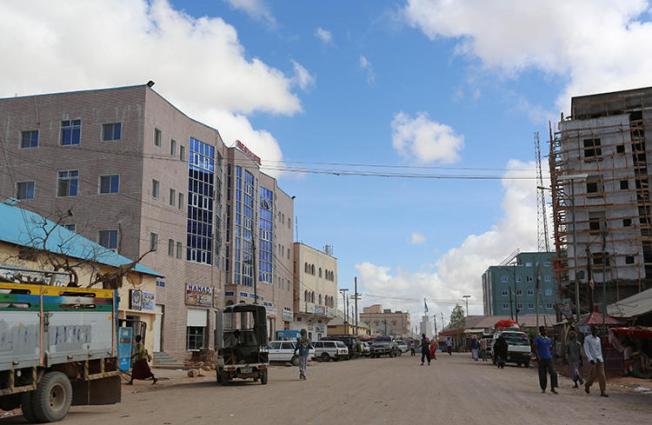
[549, 109, 652, 314]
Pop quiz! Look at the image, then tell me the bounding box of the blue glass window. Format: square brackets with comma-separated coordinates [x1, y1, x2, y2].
[99, 175, 120, 193]
[20, 130, 38, 148]
[259, 187, 273, 283]
[99, 230, 118, 250]
[60, 120, 81, 145]
[187, 137, 215, 264]
[102, 123, 121, 141]
[57, 170, 78, 197]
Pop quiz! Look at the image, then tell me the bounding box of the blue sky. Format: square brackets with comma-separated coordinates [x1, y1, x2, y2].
[3, 0, 651, 320]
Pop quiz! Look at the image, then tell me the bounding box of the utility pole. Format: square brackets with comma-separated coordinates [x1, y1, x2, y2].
[440, 312, 445, 331]
[352, 277, 360, 335]
[463, 295, 471, 317]
[535, 261, 541, 328]
[339, 288, 349, 332]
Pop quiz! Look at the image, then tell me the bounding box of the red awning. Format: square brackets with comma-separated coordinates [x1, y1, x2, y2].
[610, 327, 652, 339]
[494, 319, 519, 329]
[582, 312, 623, 326]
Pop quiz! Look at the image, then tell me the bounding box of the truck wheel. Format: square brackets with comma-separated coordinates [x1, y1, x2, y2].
[216, 368, 224, 385]
[320, 353, 330, 362]
[20, 392, 38, 424]
[260, 370, 268, 385]
[32, 372, 72, 423]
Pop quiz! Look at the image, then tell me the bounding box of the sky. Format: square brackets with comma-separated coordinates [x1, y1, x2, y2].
[2, 0, 652, 326]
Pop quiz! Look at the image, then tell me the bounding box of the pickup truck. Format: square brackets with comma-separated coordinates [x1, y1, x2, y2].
[491, 330, 531, 367]
[0, 282, 121, 422]
[369, 336, 401, 358]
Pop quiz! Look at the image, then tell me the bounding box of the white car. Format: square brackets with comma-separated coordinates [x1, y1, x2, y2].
[395, 340, 409, 353]
[313, 340, 349, 361]
[267, 340, 315, 365]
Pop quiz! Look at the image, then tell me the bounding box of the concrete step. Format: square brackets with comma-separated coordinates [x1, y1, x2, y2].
[153, 352, 186, 368]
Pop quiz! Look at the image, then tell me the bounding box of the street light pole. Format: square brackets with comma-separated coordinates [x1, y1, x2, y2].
[339, 288, 349, 333]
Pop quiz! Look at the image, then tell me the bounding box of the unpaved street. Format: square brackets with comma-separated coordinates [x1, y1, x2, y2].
[3, 354, 651, 425]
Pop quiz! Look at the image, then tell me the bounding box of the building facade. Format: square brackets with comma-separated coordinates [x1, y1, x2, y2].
[551, 87, 652, 310]
[292, 243, 338, 341]
[0, 84, 294, 355]
[482, 252, 558, 316]
[359, 304, 411, 337]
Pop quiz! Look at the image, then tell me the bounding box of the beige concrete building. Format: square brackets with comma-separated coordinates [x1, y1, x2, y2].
[292, 243, 338, 341]
[359, 304, 411, 337]
[0, 84, 294, 355]
[0, 200, 161, 354]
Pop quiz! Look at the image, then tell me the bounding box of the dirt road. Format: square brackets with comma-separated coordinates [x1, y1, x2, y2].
[3, 354, 651, 425]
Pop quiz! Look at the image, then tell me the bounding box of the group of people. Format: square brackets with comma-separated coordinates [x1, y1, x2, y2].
[418, 333, 439, 365]
[533, 326, 608, 397]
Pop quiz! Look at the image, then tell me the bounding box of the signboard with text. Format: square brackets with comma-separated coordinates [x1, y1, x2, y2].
[185, 283, 213, 307]
[236, 140, 261, 165]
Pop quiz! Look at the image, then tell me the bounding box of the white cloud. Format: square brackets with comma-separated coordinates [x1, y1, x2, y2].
[0, 0, 302, 173]
[402, 0, 652, 112]
[359, 55, 376, 85]
[356, 160, 537, 322]
[391, 112, 464, 164]
[315, 27, 333, 45]
[224, 0, 275, 25]
[291, 60, 315, 91]
[410, 232, 427, 245]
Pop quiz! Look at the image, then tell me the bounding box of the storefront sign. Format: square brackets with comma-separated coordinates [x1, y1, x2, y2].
[314, 306, 326, 315]
[129, 290, 156, 312]
[282, 309, 293, 322]
[185, 283, 213, 307]
[236, 140, 261, 165]
[141, 291, 155, 312]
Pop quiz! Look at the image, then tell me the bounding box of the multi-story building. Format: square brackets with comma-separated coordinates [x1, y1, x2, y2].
[419, 315, 433, 338]
[0, 84, 294, 355]
[292, 243, 338, 341]
[551, 87, 652, 310]
[359, 304, 411, 337]
[482, 252, 558, 316]
[223, 145, 294, 338]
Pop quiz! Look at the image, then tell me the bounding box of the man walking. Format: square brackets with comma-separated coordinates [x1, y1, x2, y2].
[294, 329, 311, 380]
[584, 326, 608, 397]
[566, 330, 584, 388]
[534, 326, 558, 394]
[480, 336, 488, 362]
[420, 333, 431, 366]
[470, 335, 480, 361]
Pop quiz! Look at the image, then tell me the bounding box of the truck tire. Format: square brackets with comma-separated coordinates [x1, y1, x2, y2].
[32, 372, 72, 423]
[320, 353, 330, 362]
[20, 392, 38, 424]
[260, 370, 268, 385]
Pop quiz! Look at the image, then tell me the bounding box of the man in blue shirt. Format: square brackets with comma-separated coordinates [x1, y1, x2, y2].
[534, 326, 558, 394]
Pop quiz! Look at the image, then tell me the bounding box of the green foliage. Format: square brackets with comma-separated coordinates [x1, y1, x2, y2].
[449, 304, 465, 328]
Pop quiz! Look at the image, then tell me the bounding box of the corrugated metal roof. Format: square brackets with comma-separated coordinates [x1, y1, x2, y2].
[0, 201, 161, 277]
[608, 288, 652, 318]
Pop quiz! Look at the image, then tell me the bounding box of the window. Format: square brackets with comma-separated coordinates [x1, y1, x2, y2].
[527, 288, 534, 296]
[616, 144, 625, 154]
[98, 230, 118, 250]
[586, 176, 603, 196]
[544, 275, 552, 282]
[180, 145, 186, 161]
[16, 181, 35, 200]
[516, 289, 523, 296]
[583, 138, 601, 159]
[623, 218, 633, 227]
[516, 276, 522, 283]
[589, 211, 606, 235]
[150, 232, 158, 251]
[152, 179, 160, 199]
[178, 192, 184, 210]
[502, 303, 509, 310]
[526, 276, 533, 282]
[592, 252, 610, 267]
[186, 326, 205, 351]
[63, 224, 76, 232]
[528, 303, 534, 310]
[60, 120, 81, 145]
[57, 170, 79, 197]
[154, 128, 162, 147]
[168, 239, 174, 257]
[20, 130, 38, 148]
[170, 139, 177, 156]
[176, 241, 182, 259]
[169, 188, 176, 206]
[516, 303, 523, 311]
[626, 255, 635, 264]
[102, 123, 121, 141]
[620, 180, 629, 190]
[99, 175, 120, 194]
[544, 288, 552, 297]
[501, 289, 508, 297]
[545, 303, 553, 309]
[500, 275, 509, 283]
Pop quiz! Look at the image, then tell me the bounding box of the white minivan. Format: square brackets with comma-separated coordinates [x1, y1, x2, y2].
[312, 340, 349, 361]
[267, 340, 315, 365]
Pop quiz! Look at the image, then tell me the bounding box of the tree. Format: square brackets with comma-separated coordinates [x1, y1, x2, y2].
[449, 304, 465, 328]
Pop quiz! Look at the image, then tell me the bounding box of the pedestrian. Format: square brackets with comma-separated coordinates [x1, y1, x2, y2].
[429, 338, 437, 361]
[471, 335, 480, 361]
[584, 326, 608, 397]
[420, 333, 431, 366]
[534, 326, 558, 394]
[494, 334, 508, 369]
[480, 336, 488, 362]
[447, 339, 453, 356]
[128, 335, 158, 385]
[410, 342, 416, 357]
[294, 329, 311, 380]
[566, 330, 584, 388]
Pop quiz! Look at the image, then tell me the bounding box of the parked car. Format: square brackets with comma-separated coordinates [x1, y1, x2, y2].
[491, 331, 531, 367]
[313, 340, 349, 361]
[370, 336, 400, 358]
[395, 340, 409, 353]
[321, 335, 360, 358]
[267, 341, 315, 365]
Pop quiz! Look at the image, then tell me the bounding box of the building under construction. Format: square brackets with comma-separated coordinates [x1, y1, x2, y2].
[550, 87, 652, 315]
